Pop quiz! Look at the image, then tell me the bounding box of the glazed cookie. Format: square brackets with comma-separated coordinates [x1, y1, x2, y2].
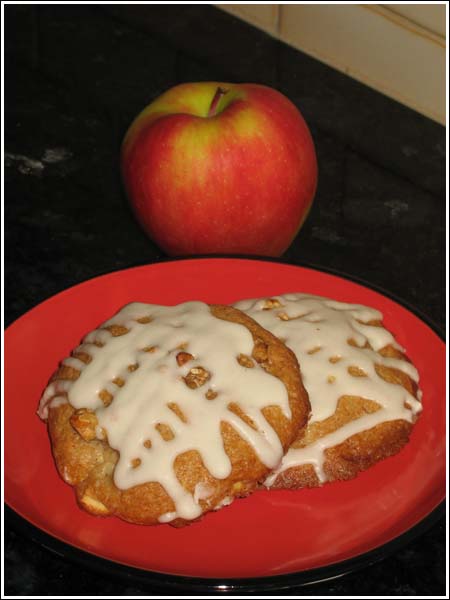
[233, 293, 422, 488]
[38, 301, 309, 525]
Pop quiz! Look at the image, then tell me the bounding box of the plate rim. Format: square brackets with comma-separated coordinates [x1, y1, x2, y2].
[5, 255, 445, 339]
[5, 256, 446, 591]
[5, 503, 445, 592]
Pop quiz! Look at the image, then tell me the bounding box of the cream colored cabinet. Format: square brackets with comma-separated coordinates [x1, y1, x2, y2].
[217, 4, 446, 124]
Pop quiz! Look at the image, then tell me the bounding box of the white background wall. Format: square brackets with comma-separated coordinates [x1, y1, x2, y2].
[217, 3, 446, 124]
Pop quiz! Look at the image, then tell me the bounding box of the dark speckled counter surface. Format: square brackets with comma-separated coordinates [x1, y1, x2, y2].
[4, 5, 446, 596]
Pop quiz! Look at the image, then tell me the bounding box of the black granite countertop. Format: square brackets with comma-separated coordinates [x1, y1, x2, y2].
[4, 5, 446, 596]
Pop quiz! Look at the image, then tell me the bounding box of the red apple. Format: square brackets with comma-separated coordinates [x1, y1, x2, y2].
[121, 82, 317, 256]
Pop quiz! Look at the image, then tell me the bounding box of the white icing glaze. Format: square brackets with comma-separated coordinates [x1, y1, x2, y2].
[233, 293, 422, 486]
[214, 495, 234, 510]
[193, 482, 214, 503]
[39, 301, 290, 521]
[38, 381, 72, 419]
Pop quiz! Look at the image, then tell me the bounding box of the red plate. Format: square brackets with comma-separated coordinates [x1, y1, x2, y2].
[4, 258, 446, 585]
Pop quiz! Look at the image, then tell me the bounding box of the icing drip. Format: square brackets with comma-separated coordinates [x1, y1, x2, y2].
[39, 301, 290, 521]
[233, 293, 422, 486]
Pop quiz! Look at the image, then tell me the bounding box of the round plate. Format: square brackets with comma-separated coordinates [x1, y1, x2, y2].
[5, 258, 445, 590]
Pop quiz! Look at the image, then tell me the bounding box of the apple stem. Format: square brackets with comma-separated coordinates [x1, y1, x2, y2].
[208, 87, 228, 117]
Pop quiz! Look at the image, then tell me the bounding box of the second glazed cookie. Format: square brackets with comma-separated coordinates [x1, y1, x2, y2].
[234, 293, 422, 488]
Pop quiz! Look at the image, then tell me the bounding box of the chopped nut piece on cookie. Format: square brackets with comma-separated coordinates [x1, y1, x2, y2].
[99, 389, 113, 406]
[262, 298, 282, 310]
[143, 345, 158, 353]
[136, 316, 152, 324]
[70, 409, 98, 441]
[277, 312, 290, 321]
[183, 366, 210, 388]
[176, 351, 194, 366]
[237, 353, 255, 368]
